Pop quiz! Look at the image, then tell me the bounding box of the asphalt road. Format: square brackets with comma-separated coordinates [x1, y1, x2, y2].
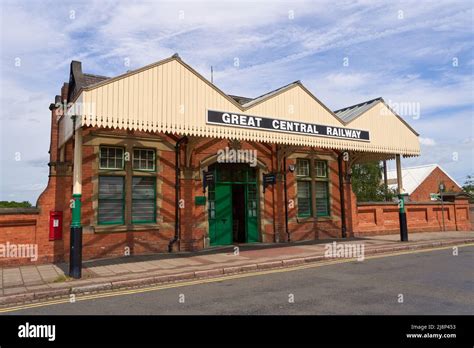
[3, 246, 474, 315]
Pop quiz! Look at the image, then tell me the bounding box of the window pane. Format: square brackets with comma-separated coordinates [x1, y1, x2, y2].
[247, 184, 257, 200]
[248, 167, 256, 182]
[117, 149, 124, 169]
[247, 184, 258, 217]
[108, 147, 115, 158]
[296, 159, 310, 177]
[100, 158, 108, 168]
[315, 181, 329, 216]
[98, 201, 123, 223]
[100, 147, 108, 158]
[132, 177, 155, 199]
[132, 177, 155, 223]
[98, 176, 124, 224]
[232, 165, 245, 182]
[297, 181, 311, 217]
[133, 149, 155, 171]
[99, 176, 123, 198]
[218, 167, 231, 181]
[208, 183, 215, 220]
[99, 146, 124, 169]
[315, 160, 327, 178]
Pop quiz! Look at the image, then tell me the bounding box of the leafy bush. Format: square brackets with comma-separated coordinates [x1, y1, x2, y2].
[0, 201, 33, 208]
[351, 162, 397, 202]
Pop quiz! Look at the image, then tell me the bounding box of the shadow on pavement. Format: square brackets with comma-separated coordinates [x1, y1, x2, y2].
[55, 236, 373, 272]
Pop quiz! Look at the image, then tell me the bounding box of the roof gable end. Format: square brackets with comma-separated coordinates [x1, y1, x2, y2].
[79, 54, 345, 126]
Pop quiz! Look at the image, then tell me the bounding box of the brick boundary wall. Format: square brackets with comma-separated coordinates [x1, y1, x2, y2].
[470, 204, 474, 226]
[0, 208, 42, 266]
[353, 197, 472, 236]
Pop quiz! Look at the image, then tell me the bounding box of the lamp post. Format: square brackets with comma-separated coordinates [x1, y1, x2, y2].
[69, 114, 83, 279]
[439, 183, 445, 232]
[398, 193, 409, 241]
[396, 154, 408, 241]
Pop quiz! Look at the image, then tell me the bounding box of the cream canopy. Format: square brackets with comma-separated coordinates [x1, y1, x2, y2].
[60, 55, 420, 157]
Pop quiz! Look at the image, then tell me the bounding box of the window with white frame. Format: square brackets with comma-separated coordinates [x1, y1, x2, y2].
[99, 146, 124, 170]
[133, 148, 156, 171]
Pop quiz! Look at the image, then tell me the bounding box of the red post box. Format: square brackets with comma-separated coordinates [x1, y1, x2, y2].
[49, 211, 63, 241]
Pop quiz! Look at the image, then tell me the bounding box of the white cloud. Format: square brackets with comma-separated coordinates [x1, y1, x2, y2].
[419, 137, 436, 146]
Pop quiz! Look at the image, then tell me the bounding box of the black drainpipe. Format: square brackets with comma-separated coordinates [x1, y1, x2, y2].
[338, 152, 347, 238]
[283, 156, 290, 242]
[168, 136, 188, 252]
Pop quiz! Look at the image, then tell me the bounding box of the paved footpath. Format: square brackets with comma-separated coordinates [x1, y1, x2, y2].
[0, 231, 473, 306]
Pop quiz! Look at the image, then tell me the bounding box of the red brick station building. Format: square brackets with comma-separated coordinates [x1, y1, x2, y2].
[0, 54, 471, 267]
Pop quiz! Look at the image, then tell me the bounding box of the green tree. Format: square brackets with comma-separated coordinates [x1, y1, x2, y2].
[351, 162, 396, 202]
[462, 175, 474, 202]
[462, 175, 474, 195]
[0, 201, 33, 208]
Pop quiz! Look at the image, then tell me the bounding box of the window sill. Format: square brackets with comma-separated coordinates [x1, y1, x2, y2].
[317, 216, 333, 221]
[92, 224, 160, 234]
[296, 216, 314, 223]
[296, 216, 334, 223]
[132, 169, 156, 173]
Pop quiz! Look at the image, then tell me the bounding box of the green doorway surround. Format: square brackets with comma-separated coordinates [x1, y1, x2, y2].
[207, 163, 259, 246]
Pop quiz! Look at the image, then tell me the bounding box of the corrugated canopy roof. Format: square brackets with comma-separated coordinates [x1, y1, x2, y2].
[239, 81, 301, 108]
[334, 97, 383, 122]
[228, 94, 253, 105]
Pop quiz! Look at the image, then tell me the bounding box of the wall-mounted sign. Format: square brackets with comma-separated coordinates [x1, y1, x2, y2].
[263, 173, 277, 192]
[202, 171, 215, 193]
[207, 110, 370, 141]
[195, 196, 206, 206]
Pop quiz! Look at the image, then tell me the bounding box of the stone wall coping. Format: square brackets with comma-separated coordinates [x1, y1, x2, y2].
[357, 201, 455, 206]
[0, 207, 40, 215]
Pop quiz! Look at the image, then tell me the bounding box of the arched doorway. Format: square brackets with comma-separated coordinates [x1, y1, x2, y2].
[207, 163, 259, 246]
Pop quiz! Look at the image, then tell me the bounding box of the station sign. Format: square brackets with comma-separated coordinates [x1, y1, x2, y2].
[202, 171, 215, 193]
[263, 173, 277, 192]
[207, 110, 370, 141]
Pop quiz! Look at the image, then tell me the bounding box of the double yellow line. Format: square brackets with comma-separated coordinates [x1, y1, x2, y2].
[1, 243, 471, 313]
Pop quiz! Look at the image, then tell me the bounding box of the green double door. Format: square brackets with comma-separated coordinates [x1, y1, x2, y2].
[208, 164, 259, 246]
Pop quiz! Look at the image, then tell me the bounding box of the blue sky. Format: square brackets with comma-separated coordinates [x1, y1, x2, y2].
[0, 0, 473, 203]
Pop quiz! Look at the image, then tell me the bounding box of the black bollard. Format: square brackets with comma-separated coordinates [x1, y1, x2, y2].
[398, 193, 409, 242]
[69, 226, 83, 279]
